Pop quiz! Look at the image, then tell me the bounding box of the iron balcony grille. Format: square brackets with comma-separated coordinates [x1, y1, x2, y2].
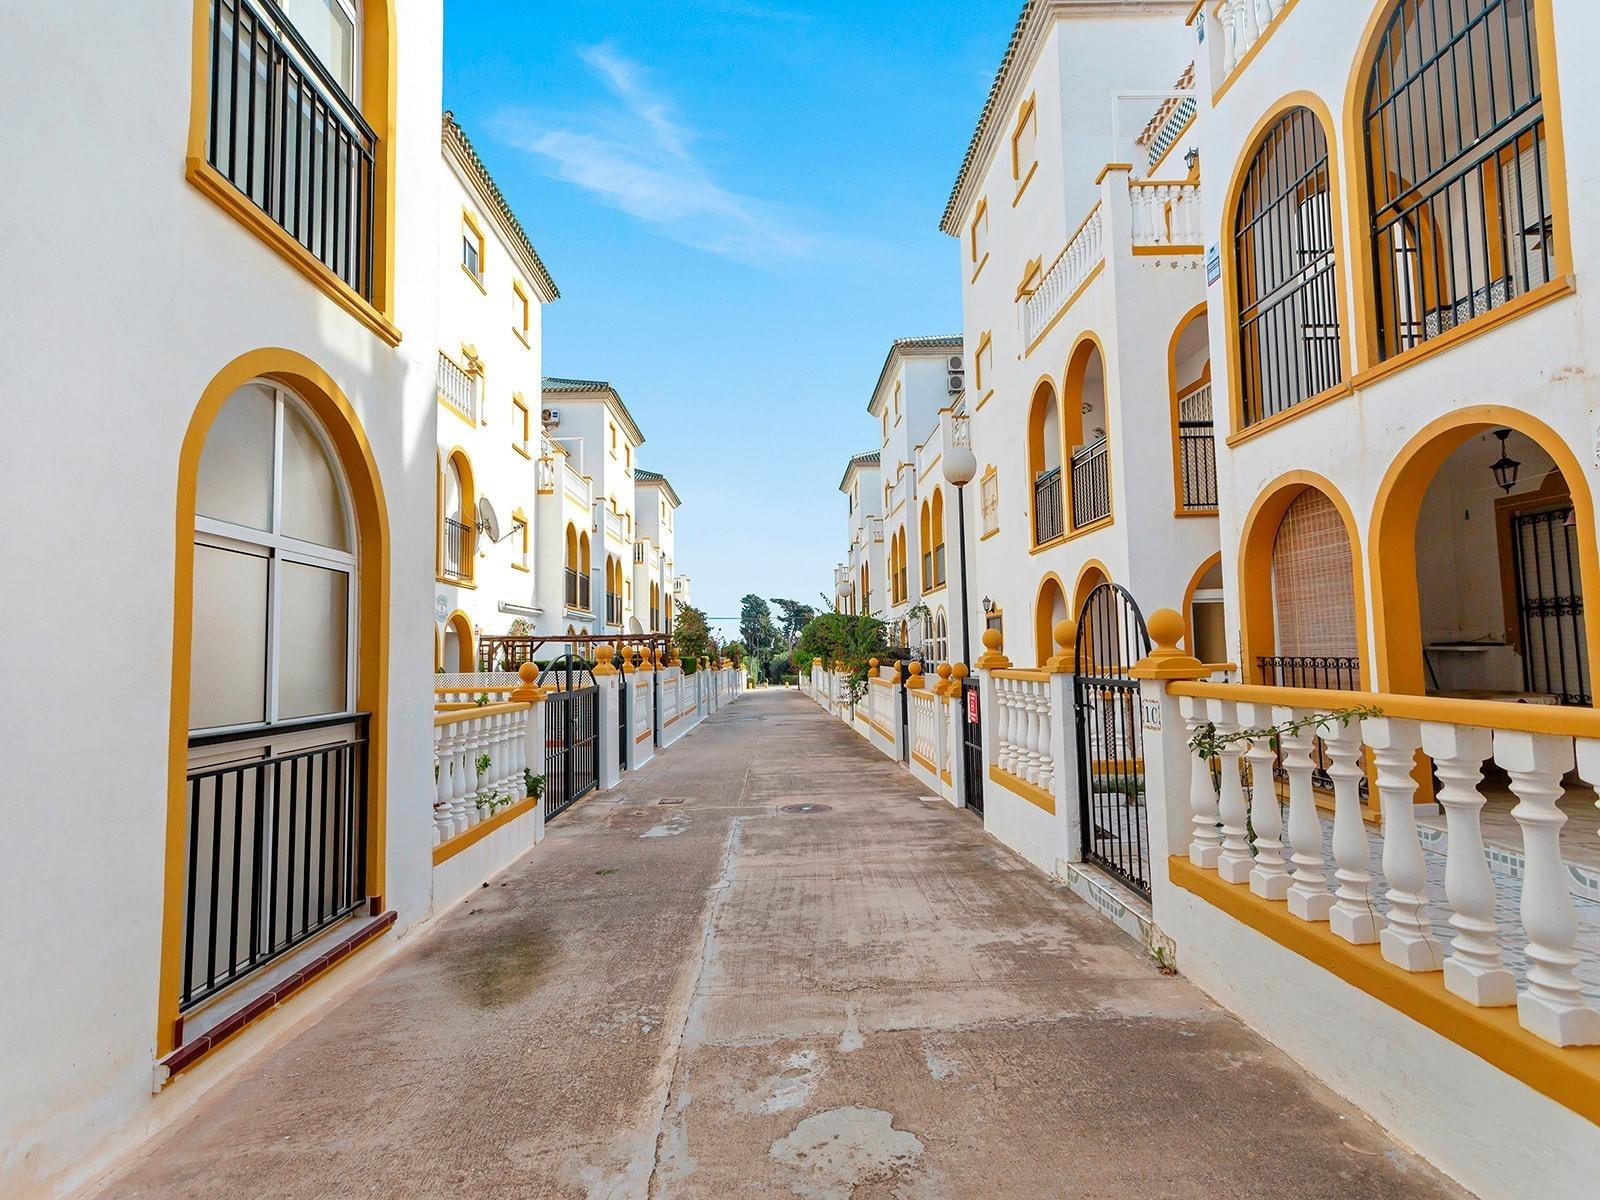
[933, 544, 946, 587]
[1033, 466, 1064, 544]
[605, 592, 622, 626]
[1178, 422, 1218, 509]
[1071, 438, 1110, 529]
[564, 568, 593, 612]
[1256, 655, 1362, 691]
[204, 0, 377, 299]
[1364, 0, 1549, 363]
[442, 517, 473, 581]
[922, 552, 933, 591]
[1234, 106, 1343, 429]
[181, 715, 369, 1011]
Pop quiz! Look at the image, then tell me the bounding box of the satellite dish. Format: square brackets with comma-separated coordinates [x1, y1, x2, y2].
[476, 496, 500, 543]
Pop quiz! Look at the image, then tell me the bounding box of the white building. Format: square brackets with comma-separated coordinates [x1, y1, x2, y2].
[435, 113, 560, 673]
[633, 468, 682, 632]
[0, 2, 446, 1194]
[835, 451, 885, 617]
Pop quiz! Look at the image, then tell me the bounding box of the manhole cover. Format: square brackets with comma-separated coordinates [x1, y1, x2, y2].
[658, 798, 685, 805]
[779, 803, 832, 814]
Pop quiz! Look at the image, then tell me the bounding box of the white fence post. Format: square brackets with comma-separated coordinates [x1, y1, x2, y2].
[594, 643, 622, 791]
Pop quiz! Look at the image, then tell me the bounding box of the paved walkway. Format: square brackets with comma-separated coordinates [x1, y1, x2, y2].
[98, 691, 1467, 1199]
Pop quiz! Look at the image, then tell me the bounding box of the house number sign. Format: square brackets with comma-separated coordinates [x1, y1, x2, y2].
[1142, 698, 1162, 731]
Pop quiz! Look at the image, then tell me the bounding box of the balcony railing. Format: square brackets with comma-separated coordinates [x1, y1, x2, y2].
[605, 592, 622, 627]
[204, 0, 376, 298]
[1129, 179, 1202, 248]
[442, 517, 473, 581]
[564, 568, 591, 612]
[1177, 382, 1218, 511]
[563, 462, 591, 510]
[438, 353, 476, 424]
[1208, 0, 1292, 82]
[1033, 467, 1064, 544]
[1071, 438, 1110, 528]
[1256, 656, 1362, 692]
[933, 544, 946, 587]
[1023, 205, 1104, 347]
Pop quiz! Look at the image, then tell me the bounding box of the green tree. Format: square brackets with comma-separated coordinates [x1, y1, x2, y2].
[793, 611, 887, 702]
[739, 594, 778, 659]
[673, 604, 713, 671]
[770, 598, 818, 646]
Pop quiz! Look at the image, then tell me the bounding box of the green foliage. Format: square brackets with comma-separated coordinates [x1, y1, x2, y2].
[475, 753, 492, 776]
[523, 769, 545, 799]
[739, 594, 778, 658]
[474, 693, 490, 707]
[673, 605, 713, 669]
[770, 598, 818, 644]
[793, 611, 888, 703]
[1186, 705, 1381, 760]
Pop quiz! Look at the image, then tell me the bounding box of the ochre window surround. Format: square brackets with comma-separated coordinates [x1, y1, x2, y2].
[1011, 92, 1039, 200]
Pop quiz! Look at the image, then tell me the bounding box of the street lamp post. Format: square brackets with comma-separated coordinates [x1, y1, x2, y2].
[941, 428, 978, 667]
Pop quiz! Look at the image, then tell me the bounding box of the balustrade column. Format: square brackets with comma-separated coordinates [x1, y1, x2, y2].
[434, 724, 454, 844]
[1495, 729, 1600, 1045]
[1207, 700, 1252, 883]
[448, 716, 474, 838]
[1179, 696, 1222, 868]
[1240, 702, 1289, 899]
[1365, 717, 1442, 972]
[1323, 719, 1379, 944]
[1420, 722, 1511, 1005]
[1276, 709, 1332, 921]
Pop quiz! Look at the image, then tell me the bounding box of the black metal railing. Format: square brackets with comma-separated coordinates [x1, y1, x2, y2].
[564, 568, 591, 611]
[1364, 0, 1548, 362]
[1071, 439, 1110, 528]
[1256, 655, 1361, 691]
[204, 0, 377, 298]
[933, 544, 946, 587]
[605, 591, 622, 626]
[443, 518, 473, 581]
[181, 715, 369, 1010]
[921, 551, 933, 591]
[1178, 420, 1218, 510]
[1033, 467, 1064, 543]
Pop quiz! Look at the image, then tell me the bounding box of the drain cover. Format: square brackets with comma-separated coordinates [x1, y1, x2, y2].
[658, 798, 685, 805]
[779, 803, 832, 814]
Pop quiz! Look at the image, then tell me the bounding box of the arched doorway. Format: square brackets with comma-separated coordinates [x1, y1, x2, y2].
[1027, 378, 1063, 544]
[1184, 553, 1226, 665]
[160, 349, 390, 1058]
[1169, 304, 1216, 512]
[442, 609, 474, 673]
[1373, 411, 1600, 704]
[1064, 336, 1111, 530]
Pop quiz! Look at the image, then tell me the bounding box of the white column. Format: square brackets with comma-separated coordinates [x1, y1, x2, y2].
[1208, 699, 1252, 884]
[1365, 717, 1443, 972]
[1179, 695, 1222, 868]
[1276, 707, 1331, 921]
[1495, 729, 1600, 1046]
[1324, 719, 1379, 944]
[1421, 721, 1512, 1005]
[1240, 702, 1289, 900]
[433, 722, 454, 845]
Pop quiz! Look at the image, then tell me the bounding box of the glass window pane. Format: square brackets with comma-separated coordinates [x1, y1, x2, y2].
[197, 383, 275, 530]
[278, 561, 350, 718]
[191, 543, 269, 729]
[281, 403, 349, 551]
[279, 0, 356, 95]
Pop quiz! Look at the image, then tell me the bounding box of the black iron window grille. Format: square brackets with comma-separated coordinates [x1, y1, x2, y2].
[443, 517, 473, 582]
[1234, 106, 1343, 428]
[1364, 0, 1549, 363]
[1033, 466, 1064, 543]
[1070, 438, 1110, 528]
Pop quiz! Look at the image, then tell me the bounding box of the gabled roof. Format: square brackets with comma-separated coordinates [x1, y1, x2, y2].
[542, 376, 646, 446]
[866, 336, 963, 416]
[633, 468, 682, 507]
[838, 450, 882, 493]
[443, 112, 560, 301]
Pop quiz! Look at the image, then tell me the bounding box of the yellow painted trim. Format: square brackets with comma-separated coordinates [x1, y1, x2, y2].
[1220, 94, 1352, 440]
[974, 389, 995, 412]
[1065, 515, 1113, 541]
[1011, 92, 1037, 180]
[433, 699, 530, 727]
[436, 575, 477, 590]
[1224, 381, 1353, 448]
[1033, 571, 1069, 668]
[940, 769, 953, 785]
[979, 528, 1000, 541]
[1210, 0, 1301, 105]
[184, 0, 398, 345]
[1028, 535, 1066, 556]
[870, 718, 895, 738]
[1094, 161, 1133, 184]
[912, 750, 937, 774]
[512, 444, 532, 460]
[1167, 301, 1210, 512]
[510, 562, 530, 572]
[1131, 243, 1204, 257]
[460, 261, 487, 294]
[432, 794, 540, 866]
[443, 609, 476, 674]
[160, 348, 392, 1058]
[437, 394, 476, 428]
[1013, 161, 1039, 203]
[1015, 256, 1044, 301]
[970, 252, 990, 283]
[461, 207, 488, 289]
[992, 668, 1050, 682]
[1180, 551, 1224, 656]
[917, 451, 943, 484]
[988, 764, 1055, 814]
[1367, 405, 1600, 703]
[1169, 856, 1600, 1127]
[1062, 329, 1116, 537]
[1349, 278, 1575, 394]
[1023, 260, 1105, 357]
[974, 330, 993, 393]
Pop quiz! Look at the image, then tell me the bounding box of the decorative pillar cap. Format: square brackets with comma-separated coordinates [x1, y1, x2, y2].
[1129, 608, 1208, 681]
[510, 660, 548, 702]
[974, 627, 1010, 670]
[1045, 619, 1077, 674]
[593, 643, 618, 675]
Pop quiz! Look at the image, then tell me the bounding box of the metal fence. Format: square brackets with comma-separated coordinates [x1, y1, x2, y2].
[1033, 467, 1064, 543]
[1071, 438, 1110, 528]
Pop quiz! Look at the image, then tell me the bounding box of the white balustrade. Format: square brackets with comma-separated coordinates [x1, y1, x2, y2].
[911, 686, 943, 769]
[431, 701, 538, 847]
[1177, 689, 1600, 1047]
[563, 461, 591, 509]
[993, 675, 1053, 792]
[1213, 0, 1289, 78]
[1023, 205, 1103, 346]
[437, 352, 477, 423]
[1129, 181, 1202, 249]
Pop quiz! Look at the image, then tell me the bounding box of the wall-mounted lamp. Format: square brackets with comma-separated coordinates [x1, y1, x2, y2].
[1184, 147, 1200, 174]
[1489, 428, 1521, 493]
[981, 596, 995, 614]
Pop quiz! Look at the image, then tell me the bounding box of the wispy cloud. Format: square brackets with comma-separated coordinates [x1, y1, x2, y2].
[495, 44, 847, 269]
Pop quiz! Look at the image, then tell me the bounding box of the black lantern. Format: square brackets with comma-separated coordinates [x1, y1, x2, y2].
[1490, 428, 1521, 493]
[1184, 147, 1199, 174]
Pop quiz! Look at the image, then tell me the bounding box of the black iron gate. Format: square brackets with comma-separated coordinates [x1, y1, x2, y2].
[961, 679, 984, 816]
[1512, 507, 1590, 705]
[1072, 583, 1152, 898]
[541, 655, 598, 821]
[617, 664, 629, 771]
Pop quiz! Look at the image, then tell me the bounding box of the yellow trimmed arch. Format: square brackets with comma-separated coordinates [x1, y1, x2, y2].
[1181, 550, 1224, 656]
[1072, 558, 1112, 621]
[1034, 572, 1069, 667]
[1167, 301, 1212, 513]
[1025, 376, 1062, 546]
[444, 608, 475, 673]
[160, 347, 391, 1057]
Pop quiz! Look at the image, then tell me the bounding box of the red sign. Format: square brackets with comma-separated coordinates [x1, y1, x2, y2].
[966, 687, 979, 724]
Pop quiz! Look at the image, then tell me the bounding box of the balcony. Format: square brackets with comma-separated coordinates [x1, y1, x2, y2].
[563, 461, 591, 510]
[438, 353, 476, 424]
[1204, 0, 1295, 95]
[605, 592, 622, 627]
[1024, 206, 1103, 349]
[564, 568, 592, 612]
[598, 502, 625, 545]
[442, 517, 474, 582]
[202, 0, 376, 299]
[1177, 382, 1218, 511]
[1070, 438, 1110, 529]
[1033, 467, 1064, 544]
[914, 436, 941, 484]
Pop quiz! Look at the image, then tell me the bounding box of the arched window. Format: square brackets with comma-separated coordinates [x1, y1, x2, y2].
[919, 500, 932, 589]
[1234, 106, 1342, 427]
[930, 488, 946, 587]
[192, 381, 356, 729]
[441, 452, 474, 582]
[933, 609, 948, 663]
[1364, 0, 1551, 361]
[1027, 380, 1063, 544]
[1065, 338, 1110, 529]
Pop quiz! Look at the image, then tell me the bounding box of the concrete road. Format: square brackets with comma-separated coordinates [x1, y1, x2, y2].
[96, 690, 1467, 1199]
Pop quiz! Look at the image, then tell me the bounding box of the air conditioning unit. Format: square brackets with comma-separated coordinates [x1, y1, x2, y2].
[542, 407, 561, 426]
[946, 355, 964, 373]
[947, 370, 965, 395]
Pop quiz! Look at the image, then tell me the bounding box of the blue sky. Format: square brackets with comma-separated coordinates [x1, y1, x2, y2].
[444, 0, 1018, 639]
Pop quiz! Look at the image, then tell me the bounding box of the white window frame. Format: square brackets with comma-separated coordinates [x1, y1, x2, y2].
[192, 382, 358, 738]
